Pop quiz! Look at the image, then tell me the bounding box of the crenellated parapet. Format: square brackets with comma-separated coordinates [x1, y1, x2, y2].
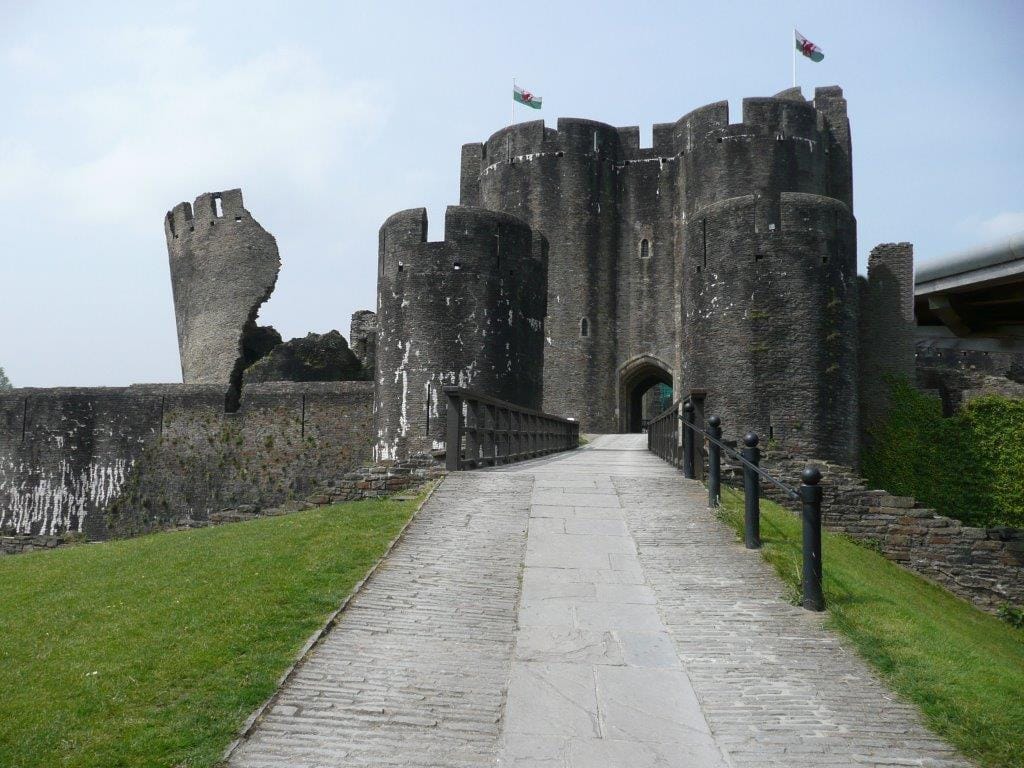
[374, 206, 548, 461]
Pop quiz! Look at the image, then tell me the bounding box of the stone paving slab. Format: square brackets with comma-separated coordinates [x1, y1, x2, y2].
[612, 470, 971, 768]
[493, 436, 728, 767]
[229, 434, 970, 768]
[227, 473, 532, 767]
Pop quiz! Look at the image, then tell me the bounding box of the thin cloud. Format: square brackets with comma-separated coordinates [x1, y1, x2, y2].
[2, 26, 390, 226]
[978, 211, 1024, 241]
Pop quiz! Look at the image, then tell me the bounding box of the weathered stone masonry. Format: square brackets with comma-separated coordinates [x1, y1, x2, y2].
[758, 455, 1024, 612]
[0, 382, 373, 539]
[460, 86, 864, 465]
[374, 206, 547, 461]
[166, 189, 281, 405]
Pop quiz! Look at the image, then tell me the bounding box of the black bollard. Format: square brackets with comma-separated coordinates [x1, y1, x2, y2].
[800, 465, 825, 611]
[741, 433, 761, 549]
[682, 401, 695, 479]
[707, 415, 721, 508]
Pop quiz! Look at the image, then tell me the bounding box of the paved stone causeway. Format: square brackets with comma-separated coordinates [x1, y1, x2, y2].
[230, 435, 970, 767]
[229, 473, 533, 767]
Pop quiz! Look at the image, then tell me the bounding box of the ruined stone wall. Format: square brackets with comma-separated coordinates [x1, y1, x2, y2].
[374, 206, 547, 461]
[166, 189, 281, 398]
[0, 383, 373, 539]
[350, 310, 378, 377]
[859, 243, 916, 438]
[916, 342, 1024, 413]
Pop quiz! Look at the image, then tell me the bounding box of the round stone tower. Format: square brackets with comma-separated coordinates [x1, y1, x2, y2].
[461, 119, 623, 430]
[373, 206, 548, 462]
[679, 89, 858, 464]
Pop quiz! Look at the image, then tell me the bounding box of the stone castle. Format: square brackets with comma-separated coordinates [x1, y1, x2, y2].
[1, 85, 918, 539]
[377, 85, 905, 468]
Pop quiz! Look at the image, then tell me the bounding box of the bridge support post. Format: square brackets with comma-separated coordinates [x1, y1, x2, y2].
[741, 433, 761, 549]
[800, 466, 825, 611]
[682, 402, 695, 479]
[445, 390, 463, 472]
[707, 415, 721, 508]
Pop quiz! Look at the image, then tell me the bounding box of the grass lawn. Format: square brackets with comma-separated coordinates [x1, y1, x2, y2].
[719, 486, 1024, 768]
[0, 491, 426, 768]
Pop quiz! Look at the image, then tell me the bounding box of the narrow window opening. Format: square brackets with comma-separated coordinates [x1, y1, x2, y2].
[397, 261, 404, 273]
[754, 253, 764, 261]
[640, 239, 650, 259]
[821, 255, 829, 265]
[768, 424, 774, 440]
[453, 261, 462, 271]
[213, 195, 224, 218]
[494, 233, 501, 267]
[234, 215, 242, 222]
[580, 317, 589, 337]
[555, 151, 564, 158]
[593, 132, 598, 152]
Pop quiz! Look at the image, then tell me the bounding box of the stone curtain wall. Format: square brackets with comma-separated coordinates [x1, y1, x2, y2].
[0, 383, 373, 539]
[759, 455, 1024, 613]
[0, 387, 165, 538]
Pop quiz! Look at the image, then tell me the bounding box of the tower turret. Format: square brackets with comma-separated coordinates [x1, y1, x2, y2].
[373, 206, 548, 461]
[679, 88, 858, 464]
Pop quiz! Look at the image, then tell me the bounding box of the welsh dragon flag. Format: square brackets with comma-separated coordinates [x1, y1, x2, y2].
[795, 30, 824, 62]
[513, 85, 542, 109]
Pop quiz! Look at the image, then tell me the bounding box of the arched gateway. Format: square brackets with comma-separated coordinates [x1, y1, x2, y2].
[617, 355, 673, 433]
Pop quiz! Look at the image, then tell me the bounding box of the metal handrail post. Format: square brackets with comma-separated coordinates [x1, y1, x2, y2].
[741, 432, 761, 549]
[800, 465, 825, 611]
[707, 415, 722, 508]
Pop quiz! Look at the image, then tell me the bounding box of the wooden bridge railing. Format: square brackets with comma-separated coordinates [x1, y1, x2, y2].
[444, 387, 579, 471]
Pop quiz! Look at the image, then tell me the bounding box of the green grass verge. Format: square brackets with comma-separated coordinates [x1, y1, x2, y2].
[0, 491, 426, 768]
[719, 486, 1024, 768]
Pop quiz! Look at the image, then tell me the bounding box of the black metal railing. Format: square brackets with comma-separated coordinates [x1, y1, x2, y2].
[444, 386, 579, 471]
[648, 399, 825, 612]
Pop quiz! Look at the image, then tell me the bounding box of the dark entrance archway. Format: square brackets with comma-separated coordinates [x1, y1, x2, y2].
[617, 355, 674, 433]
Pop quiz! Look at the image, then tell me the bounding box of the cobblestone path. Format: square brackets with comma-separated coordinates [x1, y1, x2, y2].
[228, 435, 969, 768]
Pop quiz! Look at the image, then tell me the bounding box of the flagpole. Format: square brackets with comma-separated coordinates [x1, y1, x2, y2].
[792, 28, 796, 88]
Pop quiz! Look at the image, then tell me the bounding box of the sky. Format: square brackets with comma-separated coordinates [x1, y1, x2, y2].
[1, 0, 1022, 387]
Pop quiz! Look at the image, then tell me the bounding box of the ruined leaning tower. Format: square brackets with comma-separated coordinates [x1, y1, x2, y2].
[165, 189, 281, 407]
[459, 86, 859, 464]
[373, 206, 548, 461]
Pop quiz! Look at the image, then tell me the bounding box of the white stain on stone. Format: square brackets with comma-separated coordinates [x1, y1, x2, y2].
[0, 456, 134, 534]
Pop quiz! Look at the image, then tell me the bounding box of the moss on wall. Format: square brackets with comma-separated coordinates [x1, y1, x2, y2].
[863, 379, 1024, 528]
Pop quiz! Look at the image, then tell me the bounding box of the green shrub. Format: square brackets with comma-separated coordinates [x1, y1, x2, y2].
[863, 379, 1024, 528]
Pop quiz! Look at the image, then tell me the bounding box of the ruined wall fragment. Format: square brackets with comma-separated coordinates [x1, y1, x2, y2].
[165, 189, 281, 399]
[349, 310, 378, 377]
